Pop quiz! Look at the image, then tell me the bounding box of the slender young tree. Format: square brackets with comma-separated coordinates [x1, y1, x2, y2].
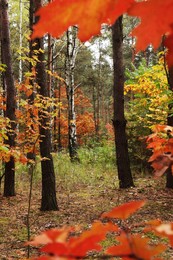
[34, 0, 58, 210]
[112, 16, 134, 188]
[0, 0, 16, 196]
[65, 26, 79, 161]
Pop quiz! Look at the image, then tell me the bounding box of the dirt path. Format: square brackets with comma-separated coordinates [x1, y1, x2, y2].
[0, 177, 173, 259]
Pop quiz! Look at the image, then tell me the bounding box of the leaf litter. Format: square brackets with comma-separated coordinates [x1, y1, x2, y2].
[0, 176, 173, 259]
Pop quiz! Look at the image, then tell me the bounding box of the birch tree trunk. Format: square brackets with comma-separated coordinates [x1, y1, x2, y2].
[65, 26, 79, 161]
[0, 0, 16, 196]
[112, 16, 134, 188]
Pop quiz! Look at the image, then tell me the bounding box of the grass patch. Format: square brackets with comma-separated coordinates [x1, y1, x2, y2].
[53, 145, 118, 191]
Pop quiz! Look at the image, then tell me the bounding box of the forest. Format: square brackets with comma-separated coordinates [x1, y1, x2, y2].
[0, 0, 173, 259]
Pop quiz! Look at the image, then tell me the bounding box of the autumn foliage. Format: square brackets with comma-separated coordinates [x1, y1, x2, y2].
[26, 0, 173, 258]
[1, 0, 173, 258]
[54, 85, 95, 147]
[28, 200, 173, 260]
[147, 124, 173, 176]
[32, 0, 173, 67]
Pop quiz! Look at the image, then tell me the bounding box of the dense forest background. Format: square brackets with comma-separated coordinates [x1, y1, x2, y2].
[1, 0, 173, 259]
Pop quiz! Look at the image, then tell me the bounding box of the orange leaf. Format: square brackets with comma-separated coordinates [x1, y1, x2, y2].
[164, 28, 173, 67]
[145, 219, 162, 227]
[155, 223, 173, 247]
[128, 0, 173, 51]
[151, 154, 173, 177]
[101, 200, 146, 220]
[27, 228, 71, 246]
[40, 221, 118, 258]
[41, 242, 68, 256]
[68, 221, 118, 257]
[32, 0, 135, 41]
[107, 233, 166, 259]
[19, 155, 28, 164]
[145, 221, 173, 248]
[106, 232, 131, 256]
[26, 89, 33, 97]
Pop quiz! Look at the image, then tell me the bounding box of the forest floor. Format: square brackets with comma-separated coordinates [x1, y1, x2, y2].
[0, 170, 173, 259]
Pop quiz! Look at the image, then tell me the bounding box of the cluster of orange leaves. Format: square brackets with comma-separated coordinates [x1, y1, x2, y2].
[28, 200, 173, 260]
[32, 0, 173, 67]
[147, 124, 173, 177]
[54, 86, 95, 146]
[0, 77, 39, 164]
[105, 123, 114, 142]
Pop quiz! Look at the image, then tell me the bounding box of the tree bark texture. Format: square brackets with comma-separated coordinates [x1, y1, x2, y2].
[0, 0, 16, 196]
[112, 16, 134, 188]
[27, 0, 36, 168]
[34, 0, 58, 210]
[19, 0, 23, 83]
[65, 26, 79, 161]
[166, 66, 173, 188]
[57, 82, 62, 151]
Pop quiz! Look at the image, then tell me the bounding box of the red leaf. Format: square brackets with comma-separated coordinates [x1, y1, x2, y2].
[128, 0, 173, 50]
[106, 232, 131, 256]
[107, 233, 166, 259]
[31, 221, 118, 258]
[155, 223, 173, 247]
[151, 154, 173, 177]
[41, 242, 68, 256]
[68, 221, 118, 257]
[164, 27, 173, 67]
[101, 200, 146, 220]
[32, 0, 135, 41]
[27, 228, 71, 246]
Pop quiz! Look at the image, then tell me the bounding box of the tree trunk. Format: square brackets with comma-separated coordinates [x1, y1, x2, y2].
[47, 34, 53, 98]
[166, 66, 173, 188]
[0, 0, 16, 196]
[65, 26, 79, 161]
[27, 0, 36, 169]
[34, 0, 58, 210]
[19, 0, 23, 83]
[112, 16, 134, 188]
[57, 83, 62, 151]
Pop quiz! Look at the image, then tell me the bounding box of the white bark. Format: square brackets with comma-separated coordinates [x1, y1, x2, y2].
[65, 26, 79, 160]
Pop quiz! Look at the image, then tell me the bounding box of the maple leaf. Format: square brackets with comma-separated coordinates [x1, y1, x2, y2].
[101, 200, 146, 220]
[41, 242, 69, 256]
[68, 221, 118, 257]
[164, 26, 173, 67]
[41, 221, 118, 257]
[145, 221, 173, 248]
[150, 154, 173, 177]
[27, 228, 72, 246]
[128, 0, 173, 66]
[107, 232, 166, 259]
[155, 223, 173, 247]
[32, 0, 135, 41]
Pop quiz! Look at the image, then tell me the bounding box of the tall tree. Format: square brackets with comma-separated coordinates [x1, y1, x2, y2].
[0, 0, 16, 196]
[65, 26, 79, 161]
[19, 0, 23, 83]
[112, 16, 134, 188]
[26, 0, 36, 172]
[34, 0, 58, 211]
[166, 66, 173, 188]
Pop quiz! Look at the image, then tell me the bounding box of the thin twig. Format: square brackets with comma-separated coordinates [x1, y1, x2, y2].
[26, 136, 39, 258]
